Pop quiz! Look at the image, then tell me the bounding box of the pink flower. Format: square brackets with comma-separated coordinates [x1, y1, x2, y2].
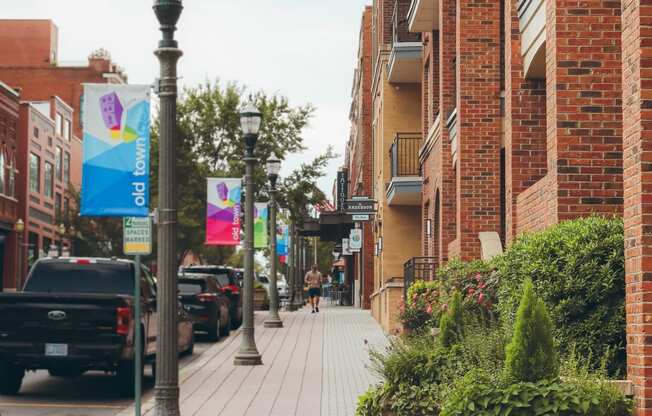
[426, 305, 433, 314]
[478, 293, 485, 304]
[475, 273, 482, 280]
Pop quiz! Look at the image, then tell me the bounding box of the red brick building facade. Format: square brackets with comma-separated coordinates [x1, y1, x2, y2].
[347, 7, 375, 309]
[0, 82, 20, 291]
[0, 20, 127, 140]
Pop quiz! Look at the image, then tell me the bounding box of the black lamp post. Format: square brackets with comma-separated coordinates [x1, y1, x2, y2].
[153, 0, 183, 414]
[264, 154, 283, 328]
[234, 103, 263, 365]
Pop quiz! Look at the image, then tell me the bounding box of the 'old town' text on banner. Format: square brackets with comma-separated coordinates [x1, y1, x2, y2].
[206, 178, 242, 245]
[254, 202, 268, 249]
[80, 84, 151, 217]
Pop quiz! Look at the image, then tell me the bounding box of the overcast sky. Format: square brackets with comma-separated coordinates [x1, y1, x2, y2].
[6, 0, 370, 197]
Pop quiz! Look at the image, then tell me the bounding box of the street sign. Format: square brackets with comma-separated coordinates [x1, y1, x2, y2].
[352, 214, 370, 221]
[342, 238, 352, 255]
[350, 229, 362, 251]
[345, 198, 376, 214]
[123, 217, 152, 255]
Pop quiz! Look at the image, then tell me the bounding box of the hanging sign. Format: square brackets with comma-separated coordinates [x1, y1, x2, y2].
[254, 203, 269, 249]
[342, 238, 352, 256]
[81, 84, 151, 217]
[349, 229, 362, 251]
[206, 178, 242, 246]
[336, 170, 348, 212]
[123, 217, 152, 255]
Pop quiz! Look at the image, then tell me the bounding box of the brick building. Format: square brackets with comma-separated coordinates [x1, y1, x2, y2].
[369, 0, 423, 333]
[346, 7, 375, 310]
[0, 20, 128, 140]
[15, 97, 80, 288]
[0, 82, 20, 291]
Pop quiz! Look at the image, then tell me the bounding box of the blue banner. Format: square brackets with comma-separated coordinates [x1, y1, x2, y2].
[80, 84, 151, 217]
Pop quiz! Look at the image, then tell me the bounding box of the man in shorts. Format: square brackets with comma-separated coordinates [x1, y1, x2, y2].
[305, 264, 323, 313]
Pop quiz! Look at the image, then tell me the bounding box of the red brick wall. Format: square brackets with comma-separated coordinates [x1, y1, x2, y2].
[545, 0, 623, 223]
[504, 0, 548, 243]
[622, 0, 652, 412]
[0, 20, 57, 67]
[455, 0, 502, 261]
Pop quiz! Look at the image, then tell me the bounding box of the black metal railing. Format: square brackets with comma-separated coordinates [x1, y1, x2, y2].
[393, 0, 421, 44]
[403, 257, 438, 299]
[390, 133, 422, 177]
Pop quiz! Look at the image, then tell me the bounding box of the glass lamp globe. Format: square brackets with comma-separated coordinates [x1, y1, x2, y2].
[240, 103, 262, 136]
[266, 153, 282, 177]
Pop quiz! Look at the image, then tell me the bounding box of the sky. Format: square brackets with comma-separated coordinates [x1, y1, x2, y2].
[5, 0, 370, 197]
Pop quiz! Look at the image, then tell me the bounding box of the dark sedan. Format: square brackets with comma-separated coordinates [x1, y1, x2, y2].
[178, 273, 231, 341]
[180, 266, 242, 329]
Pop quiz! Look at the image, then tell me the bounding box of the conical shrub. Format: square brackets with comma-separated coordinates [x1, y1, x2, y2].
[505, 279, 558, 382]
[440, 291, 464, 348]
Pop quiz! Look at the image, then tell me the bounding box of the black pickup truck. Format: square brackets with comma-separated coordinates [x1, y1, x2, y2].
[0, 257, 195, 396]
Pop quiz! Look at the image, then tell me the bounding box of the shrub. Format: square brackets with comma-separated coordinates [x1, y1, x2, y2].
[439, 292, 464, 348]
[399, 280, 441, 331]
[494, 216, 625, 376]
[355, 385, 384, 416]
[441, 370, 632, 416]
[505, 279, 558, 382]
[438, 258, 497, 321]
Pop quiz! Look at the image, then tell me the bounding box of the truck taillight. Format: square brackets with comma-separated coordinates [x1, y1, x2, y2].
[116, 307, 131, 335]
[196, 293, 218, 303]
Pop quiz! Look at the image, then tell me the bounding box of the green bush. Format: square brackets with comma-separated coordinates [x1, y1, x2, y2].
[441, 370, 631, 416]
[494, 216, 625, 376]
[439, 292, 464, 348]
[438, 258, 497, 321]
[399, 280, 441, 332]
[505, 279, 558, 382]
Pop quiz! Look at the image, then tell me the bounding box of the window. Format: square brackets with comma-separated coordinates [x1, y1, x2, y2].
[63, 197, 70, 221]
[8, 157, 15, 197]
[47, 136, 52, 147]
[63, 152, 70, 184]
[55, 193, 62, 221]
[29, 153, 40, 193]
[44, 162, 54, 197]
[0, 150, 4, 195]
[33, 127, 39, 138]
[63, 119, 71, 141]
[55, 113, 63, 136]
[55, 147, 62, 180]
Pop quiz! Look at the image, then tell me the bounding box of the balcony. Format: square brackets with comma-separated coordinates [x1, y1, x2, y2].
[388, 1, 422, 83]
[403, 257, 437, 299]
[408, 0, 439, 33]
[518, 0, 546, 79]
[387, 133, 422, 206]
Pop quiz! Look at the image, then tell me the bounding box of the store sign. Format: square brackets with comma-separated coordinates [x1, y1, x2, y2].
[352, 214, 370, 222]
[350, 229, 362, 251]
[342, 238, 352, 256]
[345, 198, 376, 214]
[336, 170, 348, 212]
[123, 217, 152, 255]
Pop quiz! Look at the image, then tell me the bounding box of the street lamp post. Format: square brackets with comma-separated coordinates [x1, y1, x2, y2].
[14, 219, 24, 290]
[264, 154, 283, 328]
[57, 223, 65, 256]
[234, 103, 263, 365]
[153, 0, 183, 414]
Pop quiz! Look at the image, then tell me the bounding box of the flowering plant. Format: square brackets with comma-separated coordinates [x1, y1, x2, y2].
[398, 280, 441, 332]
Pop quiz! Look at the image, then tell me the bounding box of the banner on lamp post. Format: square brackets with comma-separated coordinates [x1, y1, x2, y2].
[254, 203, 268, 249]
[80, 84, 151, 217]
[206, 178, 242, 246]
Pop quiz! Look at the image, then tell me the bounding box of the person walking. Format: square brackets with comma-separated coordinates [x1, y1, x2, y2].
[305, 264, 323, 313]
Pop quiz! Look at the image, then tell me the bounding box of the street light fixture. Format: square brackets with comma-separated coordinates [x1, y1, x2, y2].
[234, 102, 263, 366]
[153, 0, 183, 414]
[264, 153, 283, 329]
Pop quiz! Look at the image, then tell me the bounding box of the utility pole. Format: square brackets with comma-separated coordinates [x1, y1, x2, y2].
[153, 1, 183, 415]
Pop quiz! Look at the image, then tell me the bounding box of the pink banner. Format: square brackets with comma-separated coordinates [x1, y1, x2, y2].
[206, 178, 241, 246]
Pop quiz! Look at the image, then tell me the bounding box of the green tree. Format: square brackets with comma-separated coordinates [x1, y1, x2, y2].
[505, 279, 559, 382]
[440, 291, 464, 348]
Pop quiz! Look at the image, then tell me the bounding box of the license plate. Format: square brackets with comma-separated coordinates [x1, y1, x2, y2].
[45, 343, 68, 357]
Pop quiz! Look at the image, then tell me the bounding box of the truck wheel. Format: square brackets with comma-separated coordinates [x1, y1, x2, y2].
[116, 360, 144, 397]
[0, 361, 24, 395]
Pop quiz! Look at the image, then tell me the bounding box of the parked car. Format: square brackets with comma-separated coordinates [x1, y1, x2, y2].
[178, 273, 231, 341]
[0, 257, 195, 396]
[180, 266, 242, 329]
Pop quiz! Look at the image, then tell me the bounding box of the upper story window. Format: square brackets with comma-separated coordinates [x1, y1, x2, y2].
[55, 147, 63, 181]
[63, 119, 71, 141]
[33, 126, 39, 138]
[29, 153, 40, 193]
[63, 151, 70, 185]
[55, 113, 63, 137]
[7, 156, 15, 198]
[44, 162, 54, 198]
[0, 150, 5, 195]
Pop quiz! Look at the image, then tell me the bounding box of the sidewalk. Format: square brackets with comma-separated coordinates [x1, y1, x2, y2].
[126, 304, 387, 416]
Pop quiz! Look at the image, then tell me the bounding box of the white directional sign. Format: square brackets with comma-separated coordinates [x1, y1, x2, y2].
[352, 214, 370, 221]
[123, 217, 152, 255]
[350, 229, 362, 251]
